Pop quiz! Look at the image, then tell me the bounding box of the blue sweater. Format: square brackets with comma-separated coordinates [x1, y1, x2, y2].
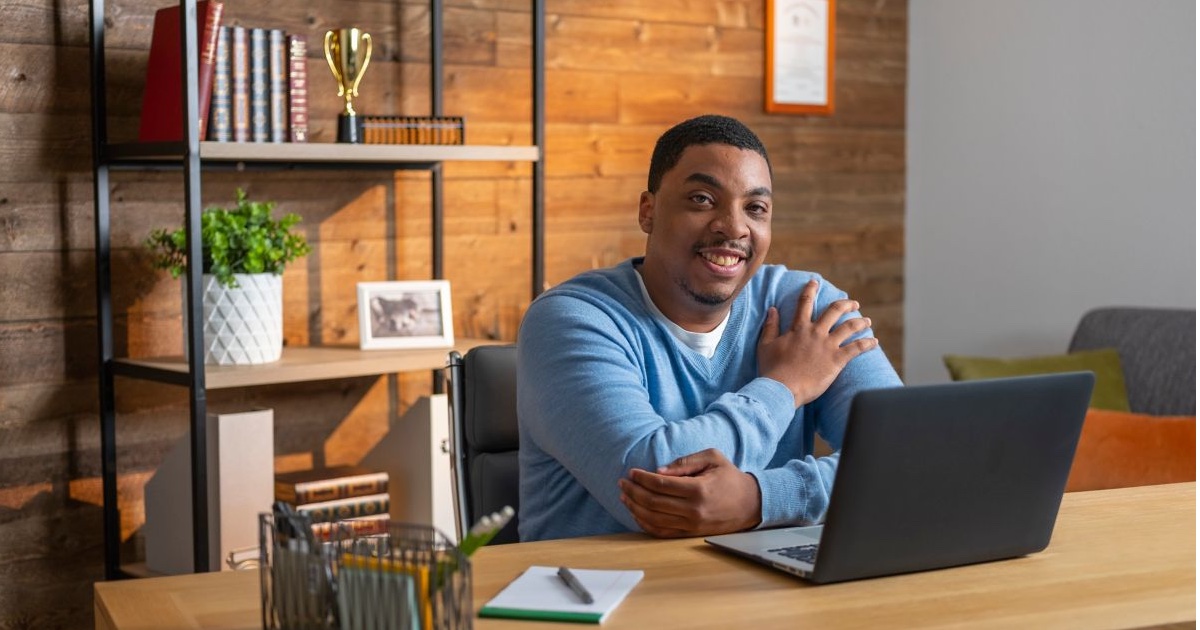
[517, 259, 903, 541]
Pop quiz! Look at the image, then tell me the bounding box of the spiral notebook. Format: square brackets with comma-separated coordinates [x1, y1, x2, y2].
[479, 565, 644, 624]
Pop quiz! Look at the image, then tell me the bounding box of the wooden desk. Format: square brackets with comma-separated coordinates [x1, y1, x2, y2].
[95, 483, 1196, 629]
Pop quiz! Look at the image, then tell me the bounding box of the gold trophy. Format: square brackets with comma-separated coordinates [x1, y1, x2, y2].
[324, 28, 373, 143]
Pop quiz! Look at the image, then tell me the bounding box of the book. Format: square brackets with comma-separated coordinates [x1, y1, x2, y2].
[295, 492, 389, 523]
[310, 513, 390, 542]
[230, 25, 250, 142]
[206, 26, 232, 141]
[286, 34, 308, 143]
[275, 465, 389, 504]
[479, 566, 644, 624]
[267, 29, 287, 143]
[138, 0, 224, 142]
[248, 27, 269, 142]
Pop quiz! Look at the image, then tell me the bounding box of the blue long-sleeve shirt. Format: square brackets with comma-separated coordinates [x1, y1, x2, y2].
[517, 258, 903, 541]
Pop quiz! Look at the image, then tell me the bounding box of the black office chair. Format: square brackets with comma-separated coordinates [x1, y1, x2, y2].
[446, 345, 520, 545]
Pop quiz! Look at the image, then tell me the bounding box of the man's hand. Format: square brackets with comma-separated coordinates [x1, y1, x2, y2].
[758, 279, 879, 407]
[617, 448, 761, 538]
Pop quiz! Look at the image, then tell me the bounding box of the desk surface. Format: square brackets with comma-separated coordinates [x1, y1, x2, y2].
[95, 483, 1196, 630]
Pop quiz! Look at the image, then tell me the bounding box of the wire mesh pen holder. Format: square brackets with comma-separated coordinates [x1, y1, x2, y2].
[260, 512, 473, 630]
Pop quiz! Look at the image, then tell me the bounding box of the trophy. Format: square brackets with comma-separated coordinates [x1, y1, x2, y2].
[324, 28, 373, 143]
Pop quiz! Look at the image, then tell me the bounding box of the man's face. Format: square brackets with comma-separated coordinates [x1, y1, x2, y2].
[638, 143, 772, 330]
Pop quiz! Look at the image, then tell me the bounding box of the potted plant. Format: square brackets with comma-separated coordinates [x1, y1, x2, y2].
[145, 188, 311, 365]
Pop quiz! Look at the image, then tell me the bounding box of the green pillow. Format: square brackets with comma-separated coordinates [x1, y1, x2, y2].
[942, 348, 1130, 411]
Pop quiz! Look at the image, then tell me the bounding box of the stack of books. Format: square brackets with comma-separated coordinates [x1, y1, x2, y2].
[138, 1, 310, 144]
[360, 115, 466, 145]
[274, 465, 391, 541]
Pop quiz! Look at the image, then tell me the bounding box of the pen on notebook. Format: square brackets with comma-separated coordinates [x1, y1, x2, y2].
[557, 566, 594, 604]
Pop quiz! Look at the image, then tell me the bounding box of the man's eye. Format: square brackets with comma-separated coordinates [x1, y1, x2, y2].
[748, 204, 769, 215]
[689, 194, 714, 205]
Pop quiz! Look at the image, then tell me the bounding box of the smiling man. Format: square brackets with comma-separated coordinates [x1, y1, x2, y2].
[517, 115, 902, 541]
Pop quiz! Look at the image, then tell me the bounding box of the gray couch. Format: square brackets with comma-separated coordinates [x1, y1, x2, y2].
[1068, 307, 1196, 416]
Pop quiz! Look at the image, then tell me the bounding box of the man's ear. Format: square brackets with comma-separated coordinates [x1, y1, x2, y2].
[638, 191, 655, 234]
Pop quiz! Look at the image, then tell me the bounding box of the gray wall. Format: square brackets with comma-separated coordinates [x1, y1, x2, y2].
[905, 0, 1196, 384]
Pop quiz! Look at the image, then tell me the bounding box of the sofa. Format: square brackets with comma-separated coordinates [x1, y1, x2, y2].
[944, 307, 1195, 491]
[1068, 307, 1195, 415]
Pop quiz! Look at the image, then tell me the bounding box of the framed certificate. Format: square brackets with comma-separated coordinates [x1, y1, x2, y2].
[765, 0, 836, 115]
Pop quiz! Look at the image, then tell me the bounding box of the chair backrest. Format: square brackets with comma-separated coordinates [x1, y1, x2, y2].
[447, 344, 520, 545]
[1068, 307, 1196, 416]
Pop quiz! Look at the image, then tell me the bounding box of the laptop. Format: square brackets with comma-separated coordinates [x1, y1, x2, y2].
[705, 371, 1094, 584]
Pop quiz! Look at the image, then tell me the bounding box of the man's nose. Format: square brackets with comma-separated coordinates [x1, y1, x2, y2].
[710, 205, 749, 238]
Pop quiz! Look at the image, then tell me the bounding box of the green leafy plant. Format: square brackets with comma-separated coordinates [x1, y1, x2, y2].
[145, 189, 311, 288]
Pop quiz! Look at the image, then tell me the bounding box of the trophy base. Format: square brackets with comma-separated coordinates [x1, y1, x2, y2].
[337, 114, 363, 144]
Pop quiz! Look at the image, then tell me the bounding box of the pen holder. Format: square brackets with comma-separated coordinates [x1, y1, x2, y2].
[260, 513, 473, 630]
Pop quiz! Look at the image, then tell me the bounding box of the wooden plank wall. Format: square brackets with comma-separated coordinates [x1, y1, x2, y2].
[0, 0, 905, 625]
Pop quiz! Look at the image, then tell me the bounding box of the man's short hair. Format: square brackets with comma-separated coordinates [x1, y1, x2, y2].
[647, 114, 772, 193]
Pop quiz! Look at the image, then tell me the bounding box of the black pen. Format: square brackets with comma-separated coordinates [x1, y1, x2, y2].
[557, 566, 594, 604]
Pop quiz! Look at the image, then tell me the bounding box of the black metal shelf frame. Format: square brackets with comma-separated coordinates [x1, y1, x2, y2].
[88, 0, 545, 579]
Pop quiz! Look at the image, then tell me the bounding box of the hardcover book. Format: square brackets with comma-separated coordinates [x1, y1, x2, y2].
[286, 34, 308, 143]
[248, 27, 269, 142]
[206, 26, 232, 141]
[310, 513, 391, 542]
[275, 465, 389, 504]
[267, 28, 287, 143]
[137, 0, 224, 142]
[295, 492, 390, 523]
[230, 25, 250, 142]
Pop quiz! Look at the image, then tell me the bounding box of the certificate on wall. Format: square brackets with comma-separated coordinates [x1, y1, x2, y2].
[766, 0, 836, 115]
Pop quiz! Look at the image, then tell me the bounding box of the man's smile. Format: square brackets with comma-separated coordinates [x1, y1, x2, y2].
[700, 252, 742, 267]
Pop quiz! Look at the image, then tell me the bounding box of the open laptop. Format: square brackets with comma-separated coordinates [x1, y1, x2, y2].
[705, 371, 1094, 584]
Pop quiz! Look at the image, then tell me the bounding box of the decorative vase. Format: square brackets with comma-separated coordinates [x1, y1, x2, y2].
[184, 273, 283, 365]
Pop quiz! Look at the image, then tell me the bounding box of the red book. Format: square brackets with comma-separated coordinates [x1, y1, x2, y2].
[286, 34, 308, 143]
[138, 0, 225, 142]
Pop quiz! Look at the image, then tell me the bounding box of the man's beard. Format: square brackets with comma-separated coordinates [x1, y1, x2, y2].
[677, 277, 733, 306]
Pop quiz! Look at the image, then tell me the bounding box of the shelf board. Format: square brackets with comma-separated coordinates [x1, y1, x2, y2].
[106, 141, 539, 164]
[114, 339, 501, 389]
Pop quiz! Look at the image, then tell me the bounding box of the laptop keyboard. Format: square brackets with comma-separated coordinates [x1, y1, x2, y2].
[769, 544, 819, 564]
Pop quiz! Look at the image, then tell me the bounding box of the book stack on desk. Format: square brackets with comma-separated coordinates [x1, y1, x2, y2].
[274, 465, 391, 540]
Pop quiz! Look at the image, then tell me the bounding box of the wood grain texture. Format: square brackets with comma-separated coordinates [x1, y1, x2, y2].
[0, 0, 906, 626]
[91, 485, 1196, 630]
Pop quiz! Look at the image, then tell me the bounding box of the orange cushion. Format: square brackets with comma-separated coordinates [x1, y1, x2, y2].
[1065, 409, 1196, 492]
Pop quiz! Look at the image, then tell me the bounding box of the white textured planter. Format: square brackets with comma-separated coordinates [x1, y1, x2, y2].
[185, 273, 283, 365]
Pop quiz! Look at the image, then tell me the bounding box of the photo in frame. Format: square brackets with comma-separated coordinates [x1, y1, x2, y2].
[765, 0, 836, 115]
[357, 280, 454, 350]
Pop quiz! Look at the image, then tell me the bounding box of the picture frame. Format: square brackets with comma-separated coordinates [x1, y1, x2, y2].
[765, 0, 836, 115]
[357, 280, 455, 350]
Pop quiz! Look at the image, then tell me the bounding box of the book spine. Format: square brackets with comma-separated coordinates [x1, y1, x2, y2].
[137, 0, 224, 142]
[310, 515, 390, 542]
[207, 26, 232, 141]
[249, 28, 269, 142]
[286, 34, 308, 143]
[275, 473, 388, 504]
[230, 26, 250, 142]
[267, 29, 287, 143]
[297, 495, 390, 523]
[195, 1, 223, 141]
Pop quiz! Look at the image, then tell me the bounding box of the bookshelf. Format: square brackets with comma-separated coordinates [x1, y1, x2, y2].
[106, 142, 541, 164]
[88, 0, 545, 578]
[114, 342, 502, 389]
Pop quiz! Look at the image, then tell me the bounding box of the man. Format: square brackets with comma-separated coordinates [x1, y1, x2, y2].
[517, 114, 902, 541]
